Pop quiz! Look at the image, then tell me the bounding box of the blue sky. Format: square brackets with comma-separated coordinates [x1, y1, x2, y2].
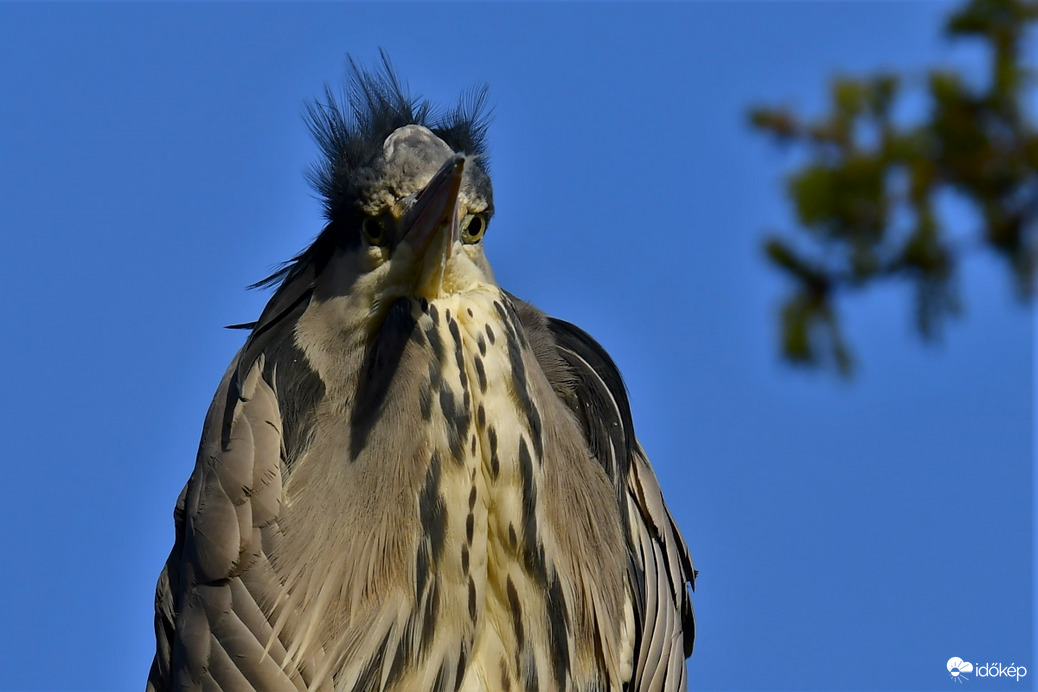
[0, 3, 1032, 691]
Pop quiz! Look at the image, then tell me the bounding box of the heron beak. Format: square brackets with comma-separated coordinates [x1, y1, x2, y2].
[401, 154, 464, 297]
[402, 154, 464, 260]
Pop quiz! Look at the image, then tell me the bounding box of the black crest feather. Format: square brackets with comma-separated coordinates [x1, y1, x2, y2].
[304, 50, 492, 224]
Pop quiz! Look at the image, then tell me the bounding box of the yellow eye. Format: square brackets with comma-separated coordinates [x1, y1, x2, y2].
[362, 215, 389, 246]
[461, 213, 488, 244]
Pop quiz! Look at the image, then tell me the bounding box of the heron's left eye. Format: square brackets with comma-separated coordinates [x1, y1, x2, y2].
[362, 215, 390, 246]
[461, 213, 488, 244]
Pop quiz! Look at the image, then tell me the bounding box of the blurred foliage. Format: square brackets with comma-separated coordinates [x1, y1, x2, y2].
[751, 0, 1037, 375]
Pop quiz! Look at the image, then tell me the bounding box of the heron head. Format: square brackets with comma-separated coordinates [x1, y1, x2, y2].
[268, 57, 498, 328]
[235, 56, 497, 383]
[336, 124, 496, 307]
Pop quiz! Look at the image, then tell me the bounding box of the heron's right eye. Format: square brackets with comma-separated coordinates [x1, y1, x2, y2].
[461, 213, 489, 244]
[362, 216, 389, 246]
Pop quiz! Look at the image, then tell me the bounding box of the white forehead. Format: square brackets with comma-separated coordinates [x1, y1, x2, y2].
[367, 124, 490, 214]
[382, 124, 455, 173]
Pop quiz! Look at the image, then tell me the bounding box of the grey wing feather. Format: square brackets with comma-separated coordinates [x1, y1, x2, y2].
[627, 444, 696, 691]
[512, 297, 695, 691]
[148, 353, 309, 692]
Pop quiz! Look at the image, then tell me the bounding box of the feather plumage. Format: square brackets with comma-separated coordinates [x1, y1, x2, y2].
[149, 56, 694, 692]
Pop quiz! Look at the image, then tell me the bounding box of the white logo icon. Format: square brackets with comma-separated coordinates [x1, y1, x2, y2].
[948, 657, 974, 683]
